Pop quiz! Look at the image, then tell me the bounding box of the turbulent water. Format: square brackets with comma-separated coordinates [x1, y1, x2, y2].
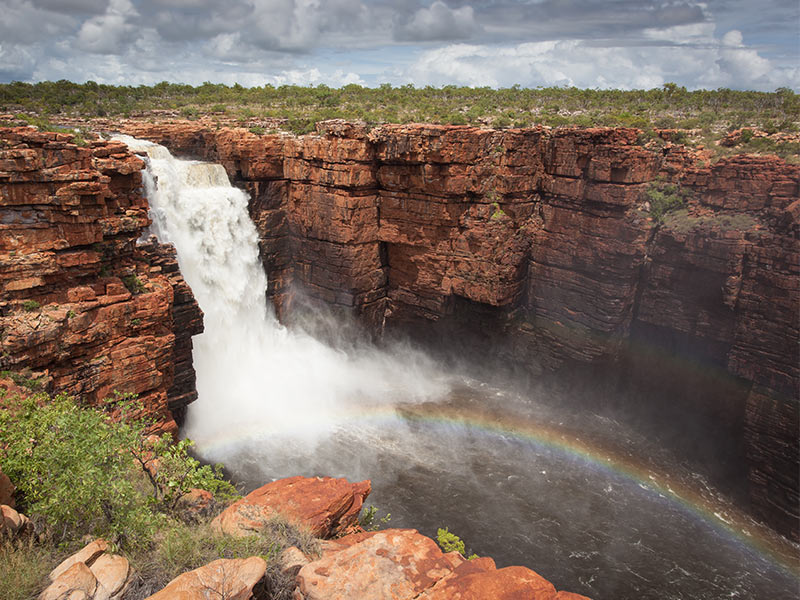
[120, 136, 800, 600]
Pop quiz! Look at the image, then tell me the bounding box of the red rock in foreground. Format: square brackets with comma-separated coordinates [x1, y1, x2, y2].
[212, 475, 370, 538]
[294, 528, 585, 600]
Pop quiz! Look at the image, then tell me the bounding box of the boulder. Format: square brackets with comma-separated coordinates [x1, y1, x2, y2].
[39, 562, 97, 600]
[0, 468, 15, 507]
[0, 504, 33, 539]
[294, 528, 589, 600]
[45, 539, 131, 600]
[145, 556, 267, 600]
[419, 562, 558, 600]
[212, 475, 370, 539]
[89, 553, 131, 600]
[295, 529, 453, 600]
[49, 539, 109, 581]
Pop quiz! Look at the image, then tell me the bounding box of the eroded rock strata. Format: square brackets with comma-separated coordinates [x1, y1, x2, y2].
[0, 126, 202, 432]
[118, 120, 799, 540]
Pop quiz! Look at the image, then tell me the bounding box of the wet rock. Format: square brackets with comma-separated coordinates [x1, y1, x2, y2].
[145, 556, 266, 600]
[212, 475, 370, 539]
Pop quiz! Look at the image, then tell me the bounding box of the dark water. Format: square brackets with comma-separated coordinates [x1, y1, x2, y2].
[208, 378, 800, 600]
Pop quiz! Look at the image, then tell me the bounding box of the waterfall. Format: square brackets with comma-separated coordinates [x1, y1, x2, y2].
[116, 136, 447, 453]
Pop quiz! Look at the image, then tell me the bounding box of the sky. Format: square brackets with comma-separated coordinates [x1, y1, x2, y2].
[0, 0, 797, 90]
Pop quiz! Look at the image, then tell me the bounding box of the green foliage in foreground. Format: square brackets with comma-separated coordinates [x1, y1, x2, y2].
[1, 80, 797, 138]
[436, 527, 478, 560]
[358, 505, 392, 531]
[0, 393, 236, 549]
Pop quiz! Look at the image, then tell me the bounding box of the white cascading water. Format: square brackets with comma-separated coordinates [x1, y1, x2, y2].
[115, 136, 448, 456]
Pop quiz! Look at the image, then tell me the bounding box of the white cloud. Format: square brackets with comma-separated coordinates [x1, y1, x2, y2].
[397, 25, 799, 91]
[75, 0, 139, 54]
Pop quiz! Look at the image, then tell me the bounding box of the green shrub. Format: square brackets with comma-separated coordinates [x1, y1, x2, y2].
[21, 300, 40, 312]
[358, 505, 392, 531]
[0, 394, 236, 549]
[436, 527, 477, 559]
[123, 275, 146, 295]
[645, 179, 691, 224]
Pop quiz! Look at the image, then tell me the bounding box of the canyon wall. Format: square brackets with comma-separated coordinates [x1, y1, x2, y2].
[0, 125, 202, 432]
[119, 119, 799, 541]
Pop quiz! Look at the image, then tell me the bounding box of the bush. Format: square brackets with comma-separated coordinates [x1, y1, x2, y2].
[645, 179, 691, 224]
[123, 275, 146, 295]
[358, 505, 391, 531]
[21, 300, 40, 312]
[436, 527, 477, 559]
[0, 394, 236, 549]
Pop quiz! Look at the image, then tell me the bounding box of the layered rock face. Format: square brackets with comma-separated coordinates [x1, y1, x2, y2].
[0, 126, 202, 431]
[117, 120, 799, 540]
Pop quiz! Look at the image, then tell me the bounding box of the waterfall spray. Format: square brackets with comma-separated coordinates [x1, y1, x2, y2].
[116, 136, 448, 455]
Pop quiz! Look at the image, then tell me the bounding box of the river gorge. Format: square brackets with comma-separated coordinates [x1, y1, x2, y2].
[1, 119, 798, 598]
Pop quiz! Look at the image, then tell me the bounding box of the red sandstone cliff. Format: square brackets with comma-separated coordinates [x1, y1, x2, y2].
[115, 119, 799, 541]
[0, 126, 202, 431]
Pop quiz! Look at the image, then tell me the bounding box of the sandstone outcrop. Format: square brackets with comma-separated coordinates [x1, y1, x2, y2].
[294, 528, 586, 600]
[118, 119, 799, 540]
[145, 556, 266, 600]
[41, 539, 132, 600]
[0, 503, 32, 538]
[0, 467, 15, 507]
[0, 126, 203, 430]
[212, 475, 370, 538]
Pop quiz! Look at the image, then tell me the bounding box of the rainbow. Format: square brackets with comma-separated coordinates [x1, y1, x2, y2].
[192, 400, 800, 577]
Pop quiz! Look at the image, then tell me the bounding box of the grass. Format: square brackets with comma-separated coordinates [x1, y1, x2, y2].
[124, 516, 318, 600]
[0, 539, 57, 600]
[0, 515, 318, 600]
[662, 209, 761, 234]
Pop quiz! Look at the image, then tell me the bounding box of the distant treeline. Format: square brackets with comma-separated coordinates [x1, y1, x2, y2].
[2, 81, 799, 159]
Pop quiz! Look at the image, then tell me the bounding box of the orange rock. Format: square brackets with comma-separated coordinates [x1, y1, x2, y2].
[0, 504, 32, 539]
[49, 539, 109, 581]
[145, 557, 266, 600]
[295, 528, 585, 600]
[0, 468, 15, 507]
[88, 553, 131, 600]
[295, 529, 454, 600]
[39, 562, 98, 600]
[212, 475, 370, 539]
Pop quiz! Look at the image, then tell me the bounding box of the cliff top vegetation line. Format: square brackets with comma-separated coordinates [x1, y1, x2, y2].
[1, 81, 798, 159]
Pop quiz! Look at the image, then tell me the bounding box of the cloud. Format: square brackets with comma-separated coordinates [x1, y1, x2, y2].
[395, 1, 480, 42]
[0, 0, 796, 90]
[397, 25, 799, 90]
[75, 0, 139, 54]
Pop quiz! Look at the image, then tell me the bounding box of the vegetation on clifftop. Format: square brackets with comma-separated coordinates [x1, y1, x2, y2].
[1, 81, 797, 151]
